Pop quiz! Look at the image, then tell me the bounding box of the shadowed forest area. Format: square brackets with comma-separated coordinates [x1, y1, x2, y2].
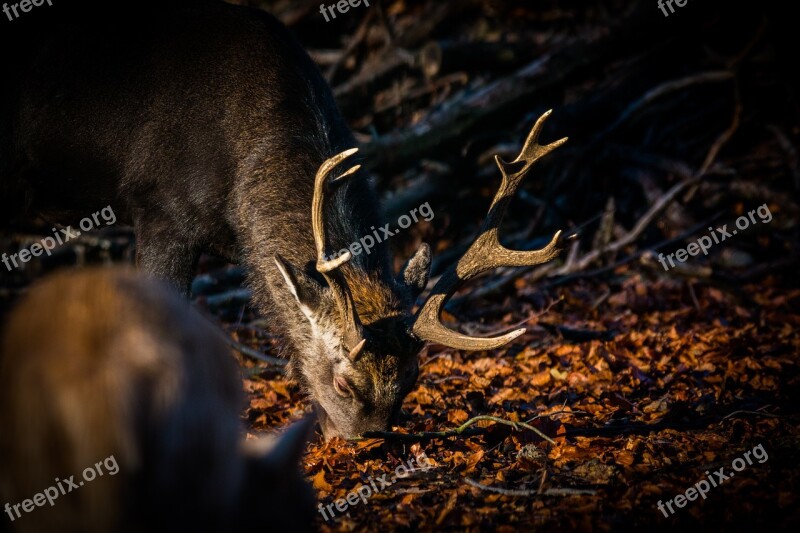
[1, 0, 798, 530]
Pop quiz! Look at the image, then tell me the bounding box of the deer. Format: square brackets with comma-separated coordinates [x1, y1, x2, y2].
[0, 267, 316, 533]
[1, 0, 568, 439]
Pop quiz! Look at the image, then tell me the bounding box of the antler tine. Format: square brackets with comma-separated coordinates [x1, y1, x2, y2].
[484, 109, 567, 236]
[412, 110, 568, 351]
[314, 147, 361, 272]
[312, 148, 365, 356]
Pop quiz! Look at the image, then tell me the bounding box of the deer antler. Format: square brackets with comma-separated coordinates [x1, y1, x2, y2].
[412, 110, 568, 350]
[312, 148, 366, 359]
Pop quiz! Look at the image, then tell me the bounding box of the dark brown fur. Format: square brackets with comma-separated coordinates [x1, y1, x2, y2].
[1, 0, 431, 438]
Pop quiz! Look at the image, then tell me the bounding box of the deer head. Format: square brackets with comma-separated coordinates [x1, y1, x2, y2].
[275, 110, 568, 440]
[274, 149, 428, 439]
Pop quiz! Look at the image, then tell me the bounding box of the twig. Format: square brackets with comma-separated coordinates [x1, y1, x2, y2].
[525, 407, 577, 424]
[542, 487, 598, 496]
[687, 281, 701, 311]
[548, 74, 740, 280]
[465, 478, 536, 496]
[333, 49, 415, 115]
[373, 72, 468, 115]
[556, 177, 701, 275]
[456, 416, 555, 444]
[727, 17, 768, 69]
[685, 86, 742, 201]
[538, 468, 548, 493]
[538, 323, 618, 342]
[360, 414, 556, 444]
[420, 351, 449, 368]
[698, 94, 742, 176]
[601, 71, 734, 139]
[267, 0, 322, 26]
[721, 409, 782, 421]
[223, 335, 287, 367]
[544, 214, 723, 287]
[308, 49, 344, 66]
[556, 409, 793, 438]
[468, 297, 563, 339]
[465, 478, 596, 497]
[373, 0, 396, 47]
[470, 311, 540, 338]
[429, 376, 469, 385]
[714, 255, 800, 283]
[202, 288, 252, 311]
[325, 9, 374, 82]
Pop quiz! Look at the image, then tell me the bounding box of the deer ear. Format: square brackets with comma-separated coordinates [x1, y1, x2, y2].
[274, 254, 325, 319]
[399, 243, 431, 298]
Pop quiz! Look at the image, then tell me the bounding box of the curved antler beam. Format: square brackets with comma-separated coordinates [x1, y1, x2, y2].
[311, 147, 366, 352]
[412, 110, 568, 351]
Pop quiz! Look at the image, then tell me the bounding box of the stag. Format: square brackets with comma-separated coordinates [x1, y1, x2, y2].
[1, 1, 567, 439]
[276, 111, 567, 438]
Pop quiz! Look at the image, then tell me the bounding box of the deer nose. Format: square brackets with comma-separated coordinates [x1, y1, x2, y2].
[320, 419, 343, 440]
[314, 404, 345, 440]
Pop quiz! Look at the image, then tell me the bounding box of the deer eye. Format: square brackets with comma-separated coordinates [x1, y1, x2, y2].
[333, 375, 353, 398]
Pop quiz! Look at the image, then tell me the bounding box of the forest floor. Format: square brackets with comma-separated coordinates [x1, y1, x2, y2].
[230, 265, 799, 530]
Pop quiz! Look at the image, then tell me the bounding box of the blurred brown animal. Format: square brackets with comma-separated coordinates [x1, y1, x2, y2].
[0, 267, 316, 533]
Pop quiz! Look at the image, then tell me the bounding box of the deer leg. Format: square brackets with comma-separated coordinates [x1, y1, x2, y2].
[134, 216, 201, 296]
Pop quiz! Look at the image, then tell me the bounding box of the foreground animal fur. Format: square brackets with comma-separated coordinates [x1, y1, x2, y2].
[0, 267, 315, 532]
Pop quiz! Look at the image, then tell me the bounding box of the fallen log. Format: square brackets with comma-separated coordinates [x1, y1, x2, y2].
[419, 40, 542, 79]
[359, 4, 678, 172]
